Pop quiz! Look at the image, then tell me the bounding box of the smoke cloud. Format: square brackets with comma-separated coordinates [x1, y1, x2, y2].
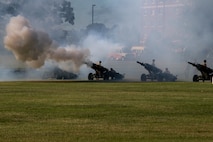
[4, 15, 90, 70]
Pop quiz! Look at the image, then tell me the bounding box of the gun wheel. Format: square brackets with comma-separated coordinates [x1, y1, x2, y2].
[88, 73, 94, 80]
[193, 75, 199, 82]
[141, 74, 146, 81]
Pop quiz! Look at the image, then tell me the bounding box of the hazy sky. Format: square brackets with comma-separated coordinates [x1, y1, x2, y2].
[70, 0, 142, 29]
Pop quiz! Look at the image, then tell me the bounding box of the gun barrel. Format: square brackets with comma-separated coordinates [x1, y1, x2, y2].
[187, 62, 196, 67]
[187, 61, 213, 74]
[137, 61, 162, 74]
[136, 61, 144, 66]
[85, 61, 109, 72]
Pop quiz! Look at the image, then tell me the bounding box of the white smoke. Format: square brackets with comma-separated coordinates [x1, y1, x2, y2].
[4, 15, 90, 71]
[82, 34, 124, 61]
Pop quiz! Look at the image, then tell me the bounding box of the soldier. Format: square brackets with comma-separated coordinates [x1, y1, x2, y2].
[152, 59, 155, 66]
[95, 61, 102, 79]
[110, 68, 116, 73]
[164, 68, 170, 74]
[203, 60, 207, 67]
[202, 60, 208, 82]
[110, 68, 116, 80]
[98, 61, 102, 66]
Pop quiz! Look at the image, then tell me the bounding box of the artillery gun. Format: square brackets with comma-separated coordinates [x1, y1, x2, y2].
[42, 67, 78, 80]
[85, 61, 124, 80]
[188, 62, 213, 82]
[136, 61, 177, 82]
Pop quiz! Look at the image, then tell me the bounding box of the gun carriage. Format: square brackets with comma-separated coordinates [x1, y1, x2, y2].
[42, 67, 78, 80]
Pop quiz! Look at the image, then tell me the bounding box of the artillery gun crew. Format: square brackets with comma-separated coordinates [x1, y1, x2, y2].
[136, 61, 177, 82]
[85, 61, 124, 81]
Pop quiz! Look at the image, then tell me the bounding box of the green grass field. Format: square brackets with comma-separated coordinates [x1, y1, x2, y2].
[0, 81, 213, 142]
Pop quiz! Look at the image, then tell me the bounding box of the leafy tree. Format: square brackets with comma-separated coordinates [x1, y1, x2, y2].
[59, 0, 75, 25]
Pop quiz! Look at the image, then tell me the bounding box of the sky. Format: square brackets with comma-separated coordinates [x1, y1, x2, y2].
[71, 0, 142, 30]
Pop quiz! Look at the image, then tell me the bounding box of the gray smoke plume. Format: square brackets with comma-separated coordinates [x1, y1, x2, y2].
[4, 15, 90, 70]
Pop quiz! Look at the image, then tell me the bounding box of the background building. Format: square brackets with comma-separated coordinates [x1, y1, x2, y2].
[141, 0, 193, 45]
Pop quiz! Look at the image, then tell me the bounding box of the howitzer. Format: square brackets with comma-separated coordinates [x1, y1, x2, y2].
[136, 61, 162, 74]
[188, 62, 213, 82]
[136, 61, 177, 82]
[85, 61, 124, 80]
[42, 67, 78, 80]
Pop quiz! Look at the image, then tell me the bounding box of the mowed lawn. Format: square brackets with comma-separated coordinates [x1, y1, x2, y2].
[0, 81, 213, 142]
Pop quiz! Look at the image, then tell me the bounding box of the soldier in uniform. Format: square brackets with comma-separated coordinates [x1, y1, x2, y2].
[203, 60, 207, 67]
[95, 61, 102, 79]
[152, 59, 155, 66]
[164, 68, 170, 74]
